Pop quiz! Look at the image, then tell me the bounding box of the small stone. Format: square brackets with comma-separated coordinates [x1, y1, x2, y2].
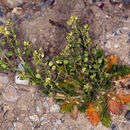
[110, 0, 119, 2]
[51, 127, 57, 130]
[122, 15, 128, 20]
[127, 39, 130, 44]
[31, 38, 37, 44]
[96, 0, 102, 2]
[2, 83, 21, 103]
[0, 105, 3, 112]
[128, 32, 130, 37]
[36, 106, 40, 112]
[41, 119, 50, 125]
[45, 0, 55, 6]
[12, 7, 24, 16]
[1, 0, 26, 8]
[114, 44, 118, 48]
[50, 104, 60, 113]
[111, 124, 118, 130]
[15, 73, 29, 85]
[0, 73, 10, 84]
[112, 31, 118, 37]
[68, 125, 73, 130]
[40, 116, 45, 122]
[7, 126, 13, 130]
[20, 17, 25, 22]
[35, 100, 43, 115]
[12, 15, 18, 22]
[53, 119, 61, 126]
[125, 110, 130, 121]
[43, 101, 49, 108]
[0, 10, 3, 17]
[105, 41, 111, 48]
[41, 2, 45, 12]
[60, 115, 65, 123]
[29, 115, 39, 122]
[34, 125, 40, 129]
[103, 40, 107, 44]
[123, 26, 128, 30]
[0, 21, 4, 25]
[116, 29, 122, 35]
[122, 0, 130, 4]
[35, 2, 45, 12]
[15, 63, 29, 85]
[24, 13, 31, 20]
[128, 50, 130, 57]
[13, 122, 16, 127]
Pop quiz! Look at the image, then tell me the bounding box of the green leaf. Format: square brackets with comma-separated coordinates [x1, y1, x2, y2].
[52, 66, 56, 71]
[90, 74, 96, 79]
[127, 103, 130, 110]
[1, 64, 7, 68]
[60, 102, 74, 113]
[35, 73, 41, 79]
[79, 104, 87, 113]
[98, 96, 111, 127]
[98, 58, 102, 64]
[63, 60, 69, 65]
[0, 40, 6, 45]
[7, 51, 13, 56]
[101, 113, 111, 127]
[84, 57, 88, 62]
[49, 61, 53, 66]
[93, 64, 99, 69]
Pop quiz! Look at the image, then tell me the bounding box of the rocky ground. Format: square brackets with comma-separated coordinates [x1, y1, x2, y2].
[0, 0, 130, 130]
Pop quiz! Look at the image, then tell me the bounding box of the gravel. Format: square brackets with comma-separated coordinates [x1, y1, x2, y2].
[125, 110, 130, 121]
[0, 105, 3, 112]
[111, 124, 118, 130]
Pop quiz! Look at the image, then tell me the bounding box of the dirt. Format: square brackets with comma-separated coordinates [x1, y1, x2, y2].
[0, 0, 130, 130]
[18, 0, 130, 64]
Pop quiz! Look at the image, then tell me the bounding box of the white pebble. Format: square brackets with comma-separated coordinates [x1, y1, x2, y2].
[105, 41, 111, 49]
[40, 116, 45, 122]
[13, 122, 16, 128]
[50, 104, 60, 113]
[15, 73, 29, 85]
[43, 101, 49, 108]
[114, 44, 118, 48]
[36, 106, 40, 112]
[29, 115, 39, 122]
[123, 26, 128, 31]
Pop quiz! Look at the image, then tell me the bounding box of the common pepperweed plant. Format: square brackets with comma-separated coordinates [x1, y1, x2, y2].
[0, 17, 130, 127]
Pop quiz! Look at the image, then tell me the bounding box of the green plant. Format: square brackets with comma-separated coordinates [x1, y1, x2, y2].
[0, 17, 130, 127]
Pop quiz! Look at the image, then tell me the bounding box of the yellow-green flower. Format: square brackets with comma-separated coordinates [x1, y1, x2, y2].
[41, 53, 44, 58]
[49, 61, 53, 66]
[6, 19, 12, 25]
[52, 65, 56, 71]
[45, 78, 51, 85]
[56, 60, 62, 64]
[67, 16, 78, 25]
[4, 28, 10, 36]
[82, 67, 86, 73]
[24, 41, 30, 47]
[0, 26, 4, 34]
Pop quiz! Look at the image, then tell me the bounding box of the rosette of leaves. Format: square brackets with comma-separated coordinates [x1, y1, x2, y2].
[50, 16, 112, 108]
